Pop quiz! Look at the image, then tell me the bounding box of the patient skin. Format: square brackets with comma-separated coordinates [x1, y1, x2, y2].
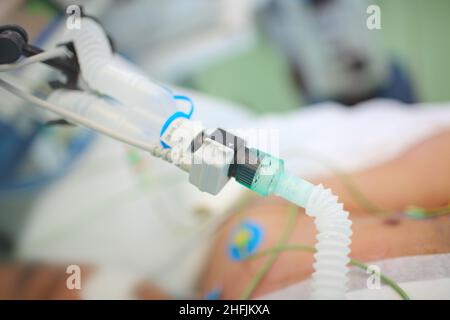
[199, 129, 450, 299]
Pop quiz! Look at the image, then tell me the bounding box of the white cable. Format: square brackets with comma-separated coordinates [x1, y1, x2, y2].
[0, 78, 182, 168]
[0, 47, 72, 72]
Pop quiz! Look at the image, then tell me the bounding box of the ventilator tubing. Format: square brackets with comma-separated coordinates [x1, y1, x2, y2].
[69, 16, 352, 300]
[244, 152, 353, 300]
[69, 18, 177, 143]
[273, 173, 352, 299]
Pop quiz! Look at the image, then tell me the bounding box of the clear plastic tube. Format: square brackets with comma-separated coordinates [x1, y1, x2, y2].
[47, 89, 154, 142]
[46, 89, 191, 171]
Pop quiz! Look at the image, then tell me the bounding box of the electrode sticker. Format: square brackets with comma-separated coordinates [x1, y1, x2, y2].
[228, 220, 264, 261]
[204, 287, 222, 300]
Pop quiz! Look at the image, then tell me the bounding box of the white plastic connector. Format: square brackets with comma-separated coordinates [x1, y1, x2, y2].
[160, 119, 235, 195]
[161, 118, 202, 151]
[189, 138, 234, 195]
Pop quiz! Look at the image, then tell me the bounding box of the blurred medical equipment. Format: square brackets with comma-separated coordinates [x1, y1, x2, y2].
[259, 0, 415, 105]
[0, 16, 351, 299]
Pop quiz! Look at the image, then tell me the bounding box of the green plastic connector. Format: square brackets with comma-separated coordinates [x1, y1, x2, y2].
[249, 151, 284, 197]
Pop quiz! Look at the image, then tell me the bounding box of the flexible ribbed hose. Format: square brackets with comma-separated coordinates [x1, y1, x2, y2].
[305, 184, 352, 299]
[70, 19, 112, 85]
[70, 18, 175, 124]
[273, 174, 352, 299]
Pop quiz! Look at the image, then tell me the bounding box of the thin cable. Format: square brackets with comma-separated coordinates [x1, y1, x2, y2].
[0, 78, 181, 168]
[406, 204, 450, 219]
[0, 47, 72, 72]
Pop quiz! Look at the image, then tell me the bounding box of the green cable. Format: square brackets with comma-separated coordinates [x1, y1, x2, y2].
[239, 205, 299, 300]
[246, 244, 410, 300]
[406, 204, 450, 219]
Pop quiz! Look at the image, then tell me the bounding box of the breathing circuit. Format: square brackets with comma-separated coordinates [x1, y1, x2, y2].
[0, 17, 352, 300]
